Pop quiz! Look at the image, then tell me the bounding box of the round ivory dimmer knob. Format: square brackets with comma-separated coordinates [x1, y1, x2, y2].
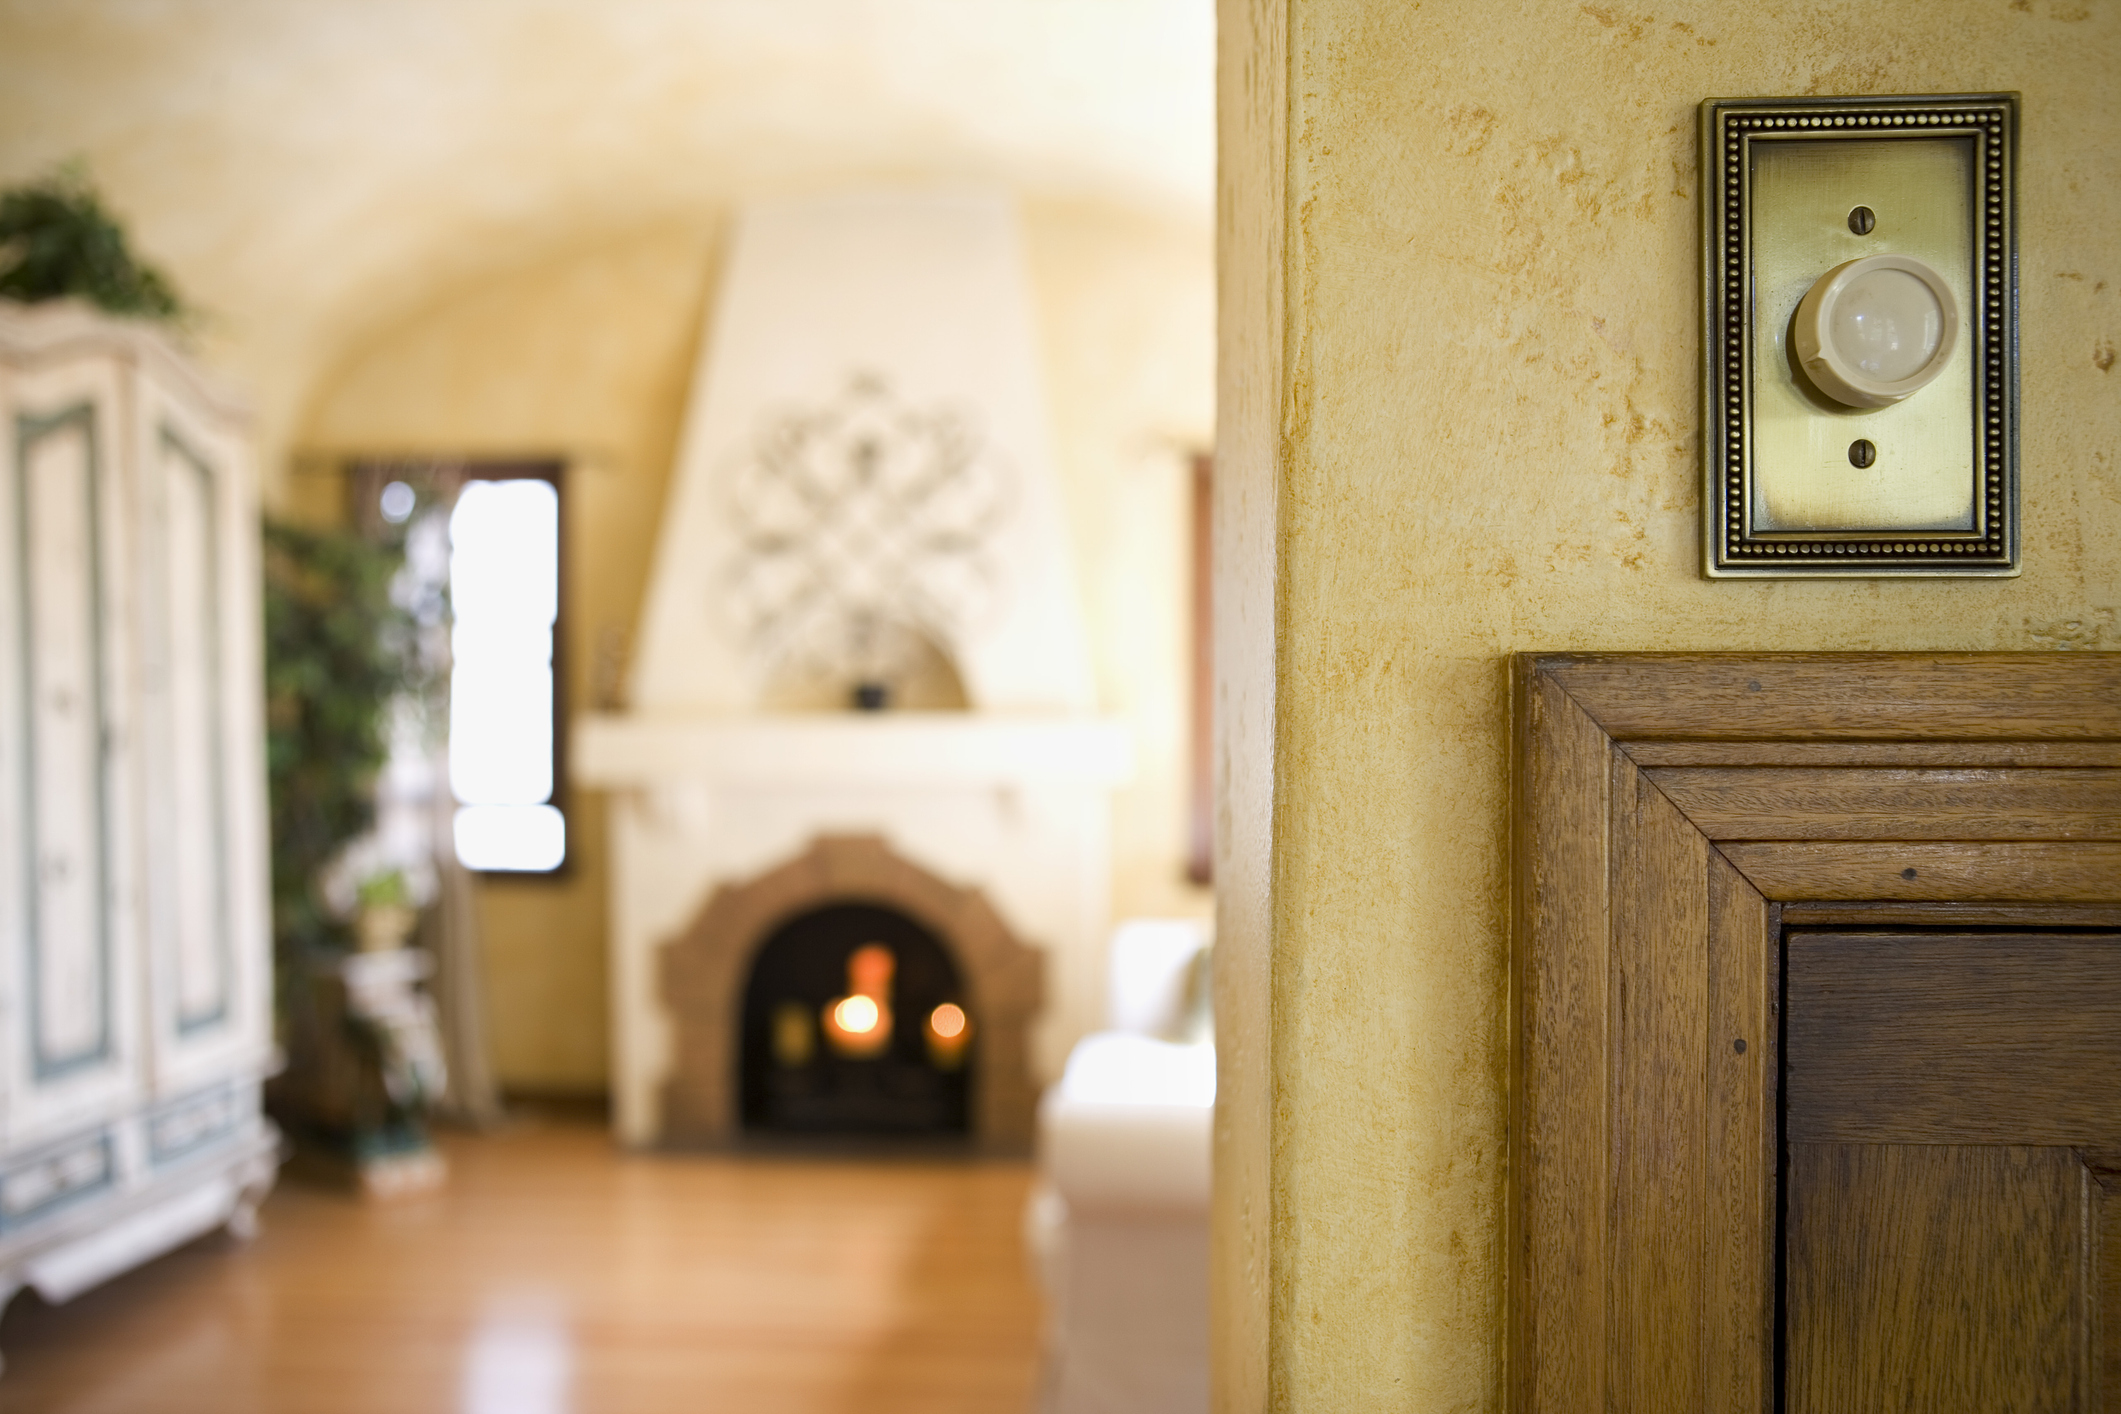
[1791, 253, 1960, 409]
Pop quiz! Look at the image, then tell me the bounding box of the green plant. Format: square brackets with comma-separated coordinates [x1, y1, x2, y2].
[0, 163, 184, 321]
[355, 868, 411, 912]
[262, 520, 416, 960]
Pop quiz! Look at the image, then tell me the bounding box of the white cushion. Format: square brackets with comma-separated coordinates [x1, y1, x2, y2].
[1105, 919, 1209, 1036]
[1039, 1033, 1213, 1215]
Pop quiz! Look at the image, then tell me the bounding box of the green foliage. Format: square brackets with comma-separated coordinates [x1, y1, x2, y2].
[355, 868, 411, 911]
[262, 521, 414, 957]
[0, 163, 185, 321]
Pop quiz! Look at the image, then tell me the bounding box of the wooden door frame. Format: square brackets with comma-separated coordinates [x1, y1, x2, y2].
[1510, 652, 2121, 1413]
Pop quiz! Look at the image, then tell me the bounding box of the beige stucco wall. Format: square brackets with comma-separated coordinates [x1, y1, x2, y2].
[1216, 0, 2119, 1407]
[304, 204, 1213, 1091]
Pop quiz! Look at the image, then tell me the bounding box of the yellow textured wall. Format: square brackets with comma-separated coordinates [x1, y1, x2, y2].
[1216, 0, 2120, 1407]
[305, 205, 1213, 1091]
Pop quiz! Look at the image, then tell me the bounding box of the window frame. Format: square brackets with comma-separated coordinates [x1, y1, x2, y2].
[348, 457, 571, 879]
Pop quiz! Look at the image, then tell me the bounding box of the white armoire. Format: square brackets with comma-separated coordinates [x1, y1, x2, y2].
[0, 302, 277, 1337]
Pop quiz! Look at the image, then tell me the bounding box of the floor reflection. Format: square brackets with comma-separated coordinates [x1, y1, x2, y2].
[461, 1294, 573, 1414]
[0, 1115, 1041, 1413]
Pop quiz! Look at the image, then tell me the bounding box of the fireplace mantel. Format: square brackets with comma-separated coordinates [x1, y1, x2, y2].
[575, 713, 1133, 789]
[576, 711, 1134, 1145]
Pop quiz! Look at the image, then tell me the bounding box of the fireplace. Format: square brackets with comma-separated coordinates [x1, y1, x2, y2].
[574, 192, 1129, 1149]
[659, 835, 1043, 1149]
[739, 903, 971, 1136]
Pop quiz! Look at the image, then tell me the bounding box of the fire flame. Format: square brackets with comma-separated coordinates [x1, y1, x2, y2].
[833, 994, 882, 1035]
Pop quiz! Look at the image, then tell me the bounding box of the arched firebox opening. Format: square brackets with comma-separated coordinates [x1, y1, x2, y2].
[660, 834, 1042, 1152]
[738, 904, 972, 1136]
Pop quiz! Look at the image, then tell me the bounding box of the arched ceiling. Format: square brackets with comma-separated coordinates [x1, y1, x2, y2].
[0, 0, 1213, 467]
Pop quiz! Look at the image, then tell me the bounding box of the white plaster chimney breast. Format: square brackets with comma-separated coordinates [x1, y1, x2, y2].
[633, 189, 1094, 712]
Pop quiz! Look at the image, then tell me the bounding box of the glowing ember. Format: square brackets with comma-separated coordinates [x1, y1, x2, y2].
[849, 944, 895, 996]
[833, 994, 882, 1035]
[928, 1003, 967, 1040]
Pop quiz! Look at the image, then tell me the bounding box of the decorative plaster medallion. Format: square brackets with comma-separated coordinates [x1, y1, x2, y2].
[722, 375, 1013, 687]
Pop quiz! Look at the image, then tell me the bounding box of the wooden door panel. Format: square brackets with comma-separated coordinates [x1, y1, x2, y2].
[1786, 933, 2121, 1146]
[1786, 1143, 2091, 1413]
[1784, 932, 2121, 1407]
[1510, 653, 2121, 1414]
[2098, 1163, 2121, 1413]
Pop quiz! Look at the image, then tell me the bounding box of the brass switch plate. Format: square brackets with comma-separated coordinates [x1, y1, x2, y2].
[1701, 94, 2019, 577]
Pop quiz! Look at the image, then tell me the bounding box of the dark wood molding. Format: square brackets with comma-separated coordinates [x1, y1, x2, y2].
[1187, 450, 1214, 886]
[1510, 652, 2121, 1413]
[660, 833, 1044, 1151]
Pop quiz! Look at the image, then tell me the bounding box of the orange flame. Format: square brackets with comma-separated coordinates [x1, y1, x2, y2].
[834, 994, 882, 1035]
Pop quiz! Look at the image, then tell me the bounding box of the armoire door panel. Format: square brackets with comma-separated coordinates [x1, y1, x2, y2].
[0, 358, 145, 1145]
[134, 374, 269, 1092]
[1785, 1142, 2091, 1413]
[20, 406, 112, 1076]
[155, 427, 230, 1034]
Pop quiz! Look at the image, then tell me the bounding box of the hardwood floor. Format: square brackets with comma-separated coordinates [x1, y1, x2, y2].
[0, 1116, 1046, 1413]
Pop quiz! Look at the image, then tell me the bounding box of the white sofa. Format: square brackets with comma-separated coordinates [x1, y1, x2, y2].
[1029, 920, 1213, 1414]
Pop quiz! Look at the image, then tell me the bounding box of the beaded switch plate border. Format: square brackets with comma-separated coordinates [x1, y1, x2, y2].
[1700, 93, 2019, 578]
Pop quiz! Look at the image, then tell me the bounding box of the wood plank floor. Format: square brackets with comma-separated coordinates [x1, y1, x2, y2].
[0, 1116, 1046, 1413]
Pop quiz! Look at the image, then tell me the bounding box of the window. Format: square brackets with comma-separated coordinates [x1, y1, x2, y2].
[348, 459, 570, 878]
[446, 473, 566, 872]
